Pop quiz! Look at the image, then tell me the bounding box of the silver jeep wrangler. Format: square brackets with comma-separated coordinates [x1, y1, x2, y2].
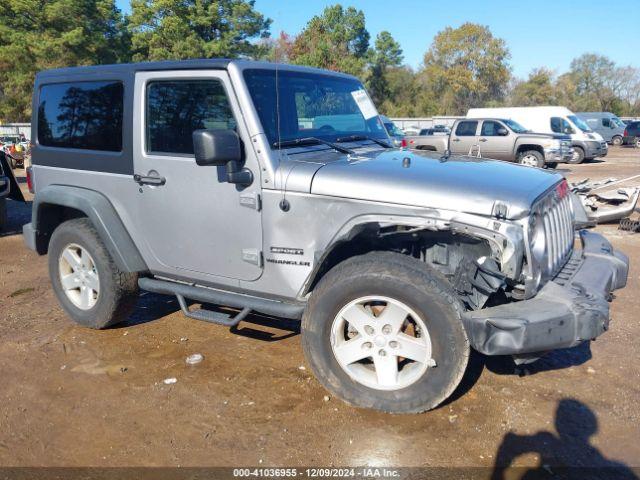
[23, 60, 629, 413]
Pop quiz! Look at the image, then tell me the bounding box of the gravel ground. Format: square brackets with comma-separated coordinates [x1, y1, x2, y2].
[0, 147, 639, 475]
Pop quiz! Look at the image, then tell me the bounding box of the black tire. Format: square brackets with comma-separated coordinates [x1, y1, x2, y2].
[568, 146, 585, 164]
[48, 218, 138, 329]
[517, 149, 545, 168]
[0, 198, 6, 231]
[301, 251, 470, 413]
[611, 136, 623, 147]
[545, 162, 558, 169]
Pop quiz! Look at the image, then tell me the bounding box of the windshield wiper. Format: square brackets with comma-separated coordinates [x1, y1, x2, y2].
[273, 137, 354, 155]
[335, 134, 392, 148]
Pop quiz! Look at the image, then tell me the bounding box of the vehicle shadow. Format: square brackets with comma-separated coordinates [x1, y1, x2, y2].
[483, 341, 593, 377]
[443, 342, 593, 408]
[122, 291, 300, 341]
[490, 398, 638, 480]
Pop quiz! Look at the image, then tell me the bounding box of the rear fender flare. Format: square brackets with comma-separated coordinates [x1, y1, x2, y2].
[32, 185, 147, 273]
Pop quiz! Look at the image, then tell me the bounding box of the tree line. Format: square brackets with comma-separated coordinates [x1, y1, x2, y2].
[1, 0, 638, 122]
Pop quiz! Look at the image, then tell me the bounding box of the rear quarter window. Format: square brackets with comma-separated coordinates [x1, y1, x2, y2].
[37, 81, 123, 152]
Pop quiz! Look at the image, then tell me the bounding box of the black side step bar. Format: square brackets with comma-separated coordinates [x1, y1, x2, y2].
[176, 294, 251, 327]
[138, 277, 305, 321]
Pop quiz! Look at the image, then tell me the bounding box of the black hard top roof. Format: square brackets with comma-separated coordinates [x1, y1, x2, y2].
[34, 58, 359, 81]
[36, 59, 233, 79]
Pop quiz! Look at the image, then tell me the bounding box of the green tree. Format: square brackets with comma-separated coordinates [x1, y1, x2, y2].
[510, 68, 558, 106]
[289, 4, 370, 76]
[420, 23, 511, 115]
[367, 31, 403, 105]
[128, 0, 271, 62]
[255, 31, 294, 63]
[566, 53, 640, 114]
[567, 53, 616, 111]
[0, 0, 129, 122]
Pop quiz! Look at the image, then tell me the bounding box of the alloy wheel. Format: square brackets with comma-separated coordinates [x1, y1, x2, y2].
[330, 296, 434, 391]
[58, 243, 100, 310]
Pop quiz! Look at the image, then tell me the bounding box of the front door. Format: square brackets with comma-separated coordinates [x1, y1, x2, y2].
[479, 120, 511, 160]
[450, 120, 479, 156]
[132, 70, 263, 282]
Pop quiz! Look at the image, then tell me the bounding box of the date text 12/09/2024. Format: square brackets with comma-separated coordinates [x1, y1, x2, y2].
[233, 468, 400, 478]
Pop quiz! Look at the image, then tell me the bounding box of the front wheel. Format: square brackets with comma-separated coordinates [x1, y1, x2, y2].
[48, 218, 138, 329]
[301, 252, 470, 413]
[568, 146, 585, 164]
[517, 150, 544, 168]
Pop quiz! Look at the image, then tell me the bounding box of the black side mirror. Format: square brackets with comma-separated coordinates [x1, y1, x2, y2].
[192, 129, 253, 186]
[497, 127, 509, 136]
[193, 129, 241, 166]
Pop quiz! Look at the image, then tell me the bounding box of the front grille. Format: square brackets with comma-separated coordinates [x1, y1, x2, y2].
[541, 190, 574, 276]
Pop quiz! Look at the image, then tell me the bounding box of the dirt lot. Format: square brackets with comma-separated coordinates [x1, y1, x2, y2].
[1, 148, 639, 475]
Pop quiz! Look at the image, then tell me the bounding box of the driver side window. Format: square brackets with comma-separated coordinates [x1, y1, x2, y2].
[146, 79, 237, 156]
[481, 121, 503, 136]
[550, 117, 572, 134]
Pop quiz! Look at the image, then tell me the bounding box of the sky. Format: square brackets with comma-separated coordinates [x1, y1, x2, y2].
[115, 0, 640, 78]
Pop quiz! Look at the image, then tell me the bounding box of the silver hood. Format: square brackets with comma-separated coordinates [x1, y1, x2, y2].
[310, 150, 563, 220]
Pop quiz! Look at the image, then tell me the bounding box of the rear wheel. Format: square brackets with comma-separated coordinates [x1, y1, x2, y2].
[611, 136, 623, 146]
[517, 150, 544, 168]
[301, 252, 469, 413]
[48, 218, 138, 329]
[568, 146, 585, 164]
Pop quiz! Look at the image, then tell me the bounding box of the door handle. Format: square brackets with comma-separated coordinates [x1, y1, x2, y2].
[479, 138, 488, 142]
[452, 138, 460, 142]
[134, 174, 166, 186]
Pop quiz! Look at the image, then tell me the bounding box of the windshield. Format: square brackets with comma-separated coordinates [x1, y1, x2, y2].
[384, 122, 404, 137]
[611, 117, 625, 128]
[568, 115, 592, 133]
[502, 119, 529, 133]
[243, 69, 388, 147]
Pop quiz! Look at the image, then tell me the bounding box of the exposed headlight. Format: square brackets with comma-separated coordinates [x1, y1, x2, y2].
[529, 213, 546, 261]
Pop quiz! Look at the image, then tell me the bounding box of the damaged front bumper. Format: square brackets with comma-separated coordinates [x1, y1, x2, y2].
[462, 230, 628, 356]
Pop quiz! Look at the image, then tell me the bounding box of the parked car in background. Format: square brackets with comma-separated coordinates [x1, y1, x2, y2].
[380, 115, 406, 147]
[406, 117, 573, 168]
[432, 124, 451, 135]
[623, 121, 640, 148]
[0, 152, 26, 230]
[577, 112, 626, 146]
[418, 127, 450, 136]
[467, 106, 607, 164]
[0, 134, 26, 168]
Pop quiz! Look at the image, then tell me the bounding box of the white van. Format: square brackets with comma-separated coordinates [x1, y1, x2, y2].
[467, 106, 608, 164]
